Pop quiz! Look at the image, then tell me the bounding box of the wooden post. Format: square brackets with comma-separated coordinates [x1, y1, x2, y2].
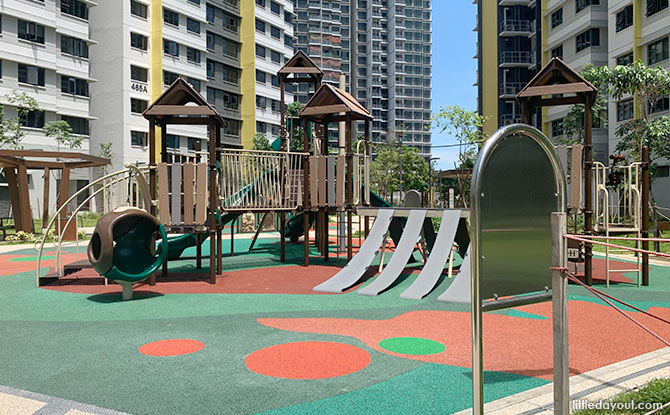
[208, 120, 217, 284]
[196, 232, 202, 269]
[42, 167, 50, 227]
[6, 168, 24, 232]
[552, 212, 569, 415]
[303, 119, 310, 267]
[280, 75, 286, 151]
[642, 146, 650, 286]
[584, 93, 594, 286]
[346, 115, 353, 261]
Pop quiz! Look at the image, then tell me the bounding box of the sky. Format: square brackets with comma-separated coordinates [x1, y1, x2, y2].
[430, 1, 478, 170]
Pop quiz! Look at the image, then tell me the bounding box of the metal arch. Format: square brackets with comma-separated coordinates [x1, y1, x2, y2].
[469, 124, 567, 415]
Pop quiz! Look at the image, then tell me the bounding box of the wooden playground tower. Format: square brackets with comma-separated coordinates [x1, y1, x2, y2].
[517, 58, 650, 286]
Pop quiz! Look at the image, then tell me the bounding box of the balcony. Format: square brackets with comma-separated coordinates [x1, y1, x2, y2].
[499, 51, 535, 68]
[499, 19, 533, 36]
[498, 0, 531, 5]
[500, 114, 523, 125]
[499, 82, 525, 98]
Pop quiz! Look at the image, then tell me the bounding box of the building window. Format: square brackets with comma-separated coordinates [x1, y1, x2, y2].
[223, 13, 239, 33]
[617, 99, 634, 121]
[617, 52, 634, 65]
[270, 1, 280, 14]
[187, 137, 200, 151]
[551, 45, 563, 59]
[166, 134, 180, 149]
[256, 70, 266, 84]
[130, 0, 147, 18]
[131, 131, 148, 147]
[576, 28, 600, 52]
[20, 110, 45, 128]
[256, 121, 266, 133]
[61, 35, 88, 58]
[163, 71, 179, 86]
[61, 0, 88, 20]
[130, 98, 148, 114]
[61, 115, 89, 135]
[186, 47, 201, 63]
[164, 40, 179, 57]
[206, 32, 214, 51]
[223, 119, 240, 136]
[576, 0, 599, 13]
[256, 95, 266, 109]
[647, 0, 669, 16]
[649, 96, 670, 113]
[131, 65, 148, 82]
[130, 32, 148, 50]
[616, 5, 633, 32]
[256, 44, 266, 58]
[271, 50, 281, 64]
[256, 0, 266, 8]
[270, 25, 280, 39]
[18, 20, 45, 44]
[187, 77, 201, 92]
[271, 99, 280, 112]
[271, 75, 279, 88]
[18, 64, 45, 86]
[206, 4, 215, 23]
[551, 8, 563, 28]
[164, 8, 179, 26]
[255, 19, 265, 33]
[648, 38, 669, 64]
[61, 76, 89, 97]
[551, 119, 564, 137]
[187, 17, 200, 34]
[187, 0, 200, 5]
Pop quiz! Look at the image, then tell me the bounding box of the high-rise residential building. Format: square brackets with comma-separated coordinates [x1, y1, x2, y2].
[89, 0, 295, 173]
[475, 0, 541, 136]
[0, 0, 95, 215]
[292, 0, 433, 159]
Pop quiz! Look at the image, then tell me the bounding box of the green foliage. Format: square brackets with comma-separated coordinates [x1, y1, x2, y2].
[431, 106, 488, 168]
[6, 231, 35, 242]
[0, 91, 40, 149]
[370, 144, 429, 200]
[286, 102, 305, 151]
[44, 120, 81, 149]
[573, 377, 670, 414]
[98, 142, 114, 160]
[252, 133, 272, 151]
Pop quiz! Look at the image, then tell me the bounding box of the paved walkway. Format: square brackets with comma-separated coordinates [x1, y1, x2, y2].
[0, 385, 129, 415]
[453, 347, 670, 415]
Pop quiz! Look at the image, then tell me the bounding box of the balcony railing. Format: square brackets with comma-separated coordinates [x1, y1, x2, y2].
[500, 51, 535, 66]
[499, 19, 532, 34]
[499, 82, 525, 97]
[500, 114, 523, 125]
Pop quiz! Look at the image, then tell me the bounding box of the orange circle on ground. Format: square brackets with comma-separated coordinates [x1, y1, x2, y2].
[138, 339, 204, 356]
[245, 341, 370, 379]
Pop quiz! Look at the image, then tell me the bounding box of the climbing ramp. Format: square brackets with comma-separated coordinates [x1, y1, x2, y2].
[313, 209, 394, 293]
[400, 210, 462, 300]
[358, 210, 427, 296]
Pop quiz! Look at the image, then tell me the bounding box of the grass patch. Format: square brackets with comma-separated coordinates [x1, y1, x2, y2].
[574, 378, 670, 414]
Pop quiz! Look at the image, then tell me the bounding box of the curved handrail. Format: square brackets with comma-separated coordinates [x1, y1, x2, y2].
[35, 166, 150, 287]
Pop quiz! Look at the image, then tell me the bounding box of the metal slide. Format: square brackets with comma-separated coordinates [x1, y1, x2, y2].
[358, 210, 427, 296]
[313, 209, 395, 293]
[400, 210, 462, 300]
[437, 247, 471, 304]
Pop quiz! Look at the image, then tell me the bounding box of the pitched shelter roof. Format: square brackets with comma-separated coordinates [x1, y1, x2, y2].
[0, 150, 109, 169]
[517, 57, 598, 99]
[278, 50, 324, 75]
[143, 78, 225, 126]
[299, 83, 373, 123]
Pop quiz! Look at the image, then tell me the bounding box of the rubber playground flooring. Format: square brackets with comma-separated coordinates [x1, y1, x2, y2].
[1, 237, 670, 414]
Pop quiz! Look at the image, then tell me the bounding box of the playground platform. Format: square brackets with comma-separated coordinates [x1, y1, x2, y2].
[2, 233, 670, 414]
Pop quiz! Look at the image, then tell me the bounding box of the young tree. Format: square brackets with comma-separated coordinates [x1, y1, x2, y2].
[44, 120, 80, 149]
[0, 91, 40, 149]
[252, 132, 272, 151]
[370, 144, 429, 201]
[286, 102, 305, 151]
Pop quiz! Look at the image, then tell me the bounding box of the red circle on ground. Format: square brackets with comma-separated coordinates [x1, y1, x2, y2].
[245, 341, 370, 379]
[138, 339, 204, 356]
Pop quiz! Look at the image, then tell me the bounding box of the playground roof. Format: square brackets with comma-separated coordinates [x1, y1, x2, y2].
[0, 149, 110, 170]
[299, 83, 373, 123]
[517, 58, 598, 105]
[143, 78, 226, 126]
[278, 50, 323, 77]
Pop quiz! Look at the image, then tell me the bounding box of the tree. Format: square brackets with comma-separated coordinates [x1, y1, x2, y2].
[370, 144, 429, 201]
[252, 132, 271, 151]
[98, 142, 114, 175]
[286, 102, 305, 151]
[0, 91, 40, 149]
[44, 120, 80, 149]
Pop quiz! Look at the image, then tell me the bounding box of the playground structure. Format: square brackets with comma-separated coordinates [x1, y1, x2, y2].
[36, 51, 374, 293]
[517, 58, 651, 287]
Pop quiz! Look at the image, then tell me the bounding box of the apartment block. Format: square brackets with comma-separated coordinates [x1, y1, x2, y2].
[293, 0, 433, 159]
[0, 0, 95, 216]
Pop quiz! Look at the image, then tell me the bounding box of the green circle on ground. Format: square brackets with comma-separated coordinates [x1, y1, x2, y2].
[378, 337, 445, 355]
[10, 256, 56, 262]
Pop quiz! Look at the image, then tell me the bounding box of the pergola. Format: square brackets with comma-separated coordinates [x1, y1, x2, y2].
[142, 78, 226, 283]
[516, 57, 599, 285]
[0, 150, 109, 233]
[299, 83, 373, 260]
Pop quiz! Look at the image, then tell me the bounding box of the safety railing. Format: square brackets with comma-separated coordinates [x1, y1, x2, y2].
[35, 165, 152, 286]
[218, 149, 307, 211]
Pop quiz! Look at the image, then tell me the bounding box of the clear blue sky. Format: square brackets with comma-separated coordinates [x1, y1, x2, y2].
[430, 1, 478, 170]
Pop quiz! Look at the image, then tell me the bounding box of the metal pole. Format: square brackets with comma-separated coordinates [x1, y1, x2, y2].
[471, 179, 483, 415]
[552, 212, 569, 415]
[584, 94, 594, 286]
[642, 146, 650, 286]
